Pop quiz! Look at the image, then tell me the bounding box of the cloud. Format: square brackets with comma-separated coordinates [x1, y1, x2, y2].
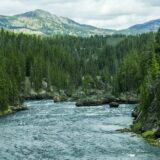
[140, 0, 160, 6]
[0, 0, 160, 29]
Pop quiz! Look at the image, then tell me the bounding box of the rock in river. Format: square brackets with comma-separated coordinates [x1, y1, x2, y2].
[109, 102, 119, 108]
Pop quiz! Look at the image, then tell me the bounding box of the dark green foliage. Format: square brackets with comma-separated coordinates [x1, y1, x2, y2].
[155, 28, 160, 53]
[116, 52, 141, 93]
[131, 122, 142, 133]
[0, 67, 9, 109]
[139, 76, 150, 111]
[0, 27, 159, 113]
[138, 29, 160, 118]
[0, 30, 124, 109]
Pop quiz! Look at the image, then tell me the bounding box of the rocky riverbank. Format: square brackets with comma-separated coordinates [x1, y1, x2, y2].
[23, 77, 139, 106]
[130, 76, 160, 147]
[75, 92, 138, 107]
[0, 105, 28, 117]
[24, 87, 138, 107]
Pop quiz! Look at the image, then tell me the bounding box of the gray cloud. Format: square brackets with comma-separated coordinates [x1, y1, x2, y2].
[0, 0, 160, 29]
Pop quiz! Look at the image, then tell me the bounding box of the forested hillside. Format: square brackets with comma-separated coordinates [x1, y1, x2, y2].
[0, 28, 159, 122]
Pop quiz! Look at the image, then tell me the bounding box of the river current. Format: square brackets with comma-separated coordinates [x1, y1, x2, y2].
[0, 100, 160, 160]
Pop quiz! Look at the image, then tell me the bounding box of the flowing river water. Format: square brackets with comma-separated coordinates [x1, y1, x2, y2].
[0, 100, 160, 160]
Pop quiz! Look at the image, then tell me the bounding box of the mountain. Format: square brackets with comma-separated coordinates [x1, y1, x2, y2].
[119, 19, 160, 35]
[0, 9, 160, 36]
[0, 9, 114, 37]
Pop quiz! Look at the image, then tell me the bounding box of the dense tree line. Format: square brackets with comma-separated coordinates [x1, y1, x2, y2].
[0, 30, 119, 110]
[139, 29, 160, 113]
[0, 28, 159, 112]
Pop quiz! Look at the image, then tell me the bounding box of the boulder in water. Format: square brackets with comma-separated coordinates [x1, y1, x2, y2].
[109, 102, 119, 108]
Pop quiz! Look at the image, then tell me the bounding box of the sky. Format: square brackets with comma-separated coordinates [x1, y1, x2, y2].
[0, 0, 160, 30]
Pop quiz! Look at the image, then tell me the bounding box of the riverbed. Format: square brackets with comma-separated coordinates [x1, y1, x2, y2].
[0, 100, 160, 160]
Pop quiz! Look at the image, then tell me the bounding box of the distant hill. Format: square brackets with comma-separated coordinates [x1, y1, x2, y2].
[119, 19, 160, 35]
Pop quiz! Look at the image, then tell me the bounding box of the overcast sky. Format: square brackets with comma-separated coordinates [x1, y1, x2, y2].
[0, 0, 160, 29]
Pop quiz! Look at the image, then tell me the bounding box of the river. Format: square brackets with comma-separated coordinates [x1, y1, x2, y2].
[0, 100, 160, 160]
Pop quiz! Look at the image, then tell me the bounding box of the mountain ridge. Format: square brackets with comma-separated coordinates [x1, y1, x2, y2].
[0, 9, 160, 36]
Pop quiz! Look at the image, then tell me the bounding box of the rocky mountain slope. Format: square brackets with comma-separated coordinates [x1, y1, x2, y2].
[0, 9, 114, 37]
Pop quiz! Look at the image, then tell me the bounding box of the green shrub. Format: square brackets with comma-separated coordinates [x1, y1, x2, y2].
[131, 122, 142, 133]
[142, 130, 155, 139]
[0, 106, 12, 116]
